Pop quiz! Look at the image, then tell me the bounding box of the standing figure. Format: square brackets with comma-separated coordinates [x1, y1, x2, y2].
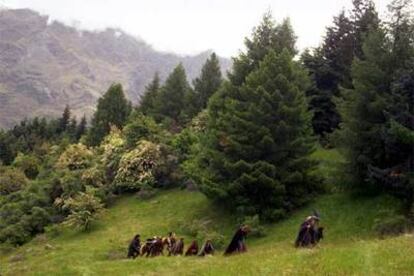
[164, 232, 177, 256]
[295, 214, 321, 247]
[198, 240, 215, 256]
[127, 234, 141, 259]
[171, 237, 184, 255]
[224, 225, 250, 255]
[185, 240, 199, 256]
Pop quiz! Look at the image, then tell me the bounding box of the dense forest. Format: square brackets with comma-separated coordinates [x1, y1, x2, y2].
[0, 0, 413, 247]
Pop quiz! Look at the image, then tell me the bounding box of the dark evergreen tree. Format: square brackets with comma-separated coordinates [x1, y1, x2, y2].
[85, 83, 132, 146]
[193, 53, 223, 111]
[58, 105, 71, 134]
[190, 17, 318, 220]
[229, 13, 297, 86]
[76, 115, 87, 141]
[139, 73, 161, 118]
[156, 64, 195, 125]
[302, 2, 380, 136]
[336, 28, 390, 188]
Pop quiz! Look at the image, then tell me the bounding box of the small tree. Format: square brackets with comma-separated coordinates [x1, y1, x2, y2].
[60, 187, 104, 231]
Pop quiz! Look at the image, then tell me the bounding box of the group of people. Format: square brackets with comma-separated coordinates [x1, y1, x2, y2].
[127, 225, 250, 259]
[127, 215, 323, 259]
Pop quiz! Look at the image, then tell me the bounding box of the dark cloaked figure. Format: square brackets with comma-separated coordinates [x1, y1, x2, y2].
[185, 240, 199, 256]
[224, 225, 250, 255]
[295, 215, 323, 247]
[171, 238, 184, 255]
[198, 240, 215, 256]
[127, 234, 141, 259]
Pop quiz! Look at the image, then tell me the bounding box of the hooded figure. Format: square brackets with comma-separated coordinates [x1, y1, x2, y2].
[127, 234, 141, 259]
[185, 240, 199, 256]
[224, 225, 250, 255]
[295, 213, 322, 247]
[198, 240, 215, 256]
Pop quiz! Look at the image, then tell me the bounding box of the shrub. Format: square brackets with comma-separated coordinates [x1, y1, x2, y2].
[12, 153, 40, 179]
[114, 140, 161, 192]
[56, 144, 93, 171]
[60, 187, 104, 231]
[0, 166, 28, 195]
[123, 111, 161, 148]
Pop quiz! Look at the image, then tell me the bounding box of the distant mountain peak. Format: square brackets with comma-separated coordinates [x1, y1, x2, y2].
[0, 8, 231, 129]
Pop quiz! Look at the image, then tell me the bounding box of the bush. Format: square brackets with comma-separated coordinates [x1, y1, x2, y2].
[56, 144, 93, 171]
[114, 140, 161, 192]
[12, 153, 40, 179]
[60, 187, 104, 231]
[123, 111, 161, 148]
[0, 166, 28, 195]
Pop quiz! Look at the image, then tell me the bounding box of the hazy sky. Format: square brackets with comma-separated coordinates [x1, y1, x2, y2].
[2, 0, 390, 57]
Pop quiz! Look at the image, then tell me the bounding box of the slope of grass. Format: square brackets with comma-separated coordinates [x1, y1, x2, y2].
[1, 189, 413, 276]
[1, 149, 414, 276]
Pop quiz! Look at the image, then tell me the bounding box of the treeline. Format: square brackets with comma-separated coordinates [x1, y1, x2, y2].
[0, 0, 413, 246]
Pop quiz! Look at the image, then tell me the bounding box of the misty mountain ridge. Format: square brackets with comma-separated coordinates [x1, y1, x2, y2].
[0, 8, 231, 128]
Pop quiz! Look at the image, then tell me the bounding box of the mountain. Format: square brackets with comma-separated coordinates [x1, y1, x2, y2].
[0, 8, 231, 129]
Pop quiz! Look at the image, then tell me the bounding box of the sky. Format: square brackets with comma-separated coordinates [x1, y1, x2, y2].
[1, 0, 390, 57]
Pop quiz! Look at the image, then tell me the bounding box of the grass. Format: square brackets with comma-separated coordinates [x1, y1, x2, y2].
[1, 149, 414, 275]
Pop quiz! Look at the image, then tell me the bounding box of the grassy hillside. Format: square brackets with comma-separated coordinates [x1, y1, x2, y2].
[1, 188, 414, 275]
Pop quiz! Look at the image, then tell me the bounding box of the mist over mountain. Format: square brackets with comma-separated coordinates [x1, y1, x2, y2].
[0, 8, 231, 128]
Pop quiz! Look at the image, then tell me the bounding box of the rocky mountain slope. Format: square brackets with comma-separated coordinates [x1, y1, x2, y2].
[0, 8, 231, 128]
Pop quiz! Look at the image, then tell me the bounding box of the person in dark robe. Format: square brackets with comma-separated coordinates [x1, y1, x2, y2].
[198, 240, 215, 256]
[171, 238, 184, 255]
[127, 234, 141, 259]
[185, 240, 199, 256]
[165, 232, 177, 256]
[224, 225, 250, 255]
[295, 214, 321, 247]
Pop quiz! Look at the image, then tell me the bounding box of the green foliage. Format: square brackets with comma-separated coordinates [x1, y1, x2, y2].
[123, 111, 161, 148]
[56, 144, 93, 171]
[192, 47, 319, 221]
[12, 153, 40, 179]
[139, 73, 161, 118]
[193, 52, 223, 111]
[60, 187, 104, 231]
[85, 83, 132, 146]
[155, 64, 196, 127]
[114, 140, 161, 192]
[229, 13, 297, 86]
[0, 166, 28, 195]
[373, 215, 411, 237]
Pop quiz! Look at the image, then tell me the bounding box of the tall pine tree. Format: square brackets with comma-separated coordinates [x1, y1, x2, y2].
[189, 14, 318, 221]
[139, 73, 161, 118]
[85, 83, 131, 146]
[193, 53, 223, 111]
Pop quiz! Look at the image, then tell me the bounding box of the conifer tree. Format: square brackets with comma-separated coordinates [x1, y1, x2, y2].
[58, 105, 71, 134]
[76, 115, 87, 141]
[193, 53, 223, 111]
[229, 13, 297, 86]
[156, 64, 194, 125]
[139, 73, 161, 118]
[85, 83, 131, 146]
[190, 15, 318, 220]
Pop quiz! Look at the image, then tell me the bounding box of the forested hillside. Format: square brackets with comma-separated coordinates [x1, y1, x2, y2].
[0, 0, 413, 275]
